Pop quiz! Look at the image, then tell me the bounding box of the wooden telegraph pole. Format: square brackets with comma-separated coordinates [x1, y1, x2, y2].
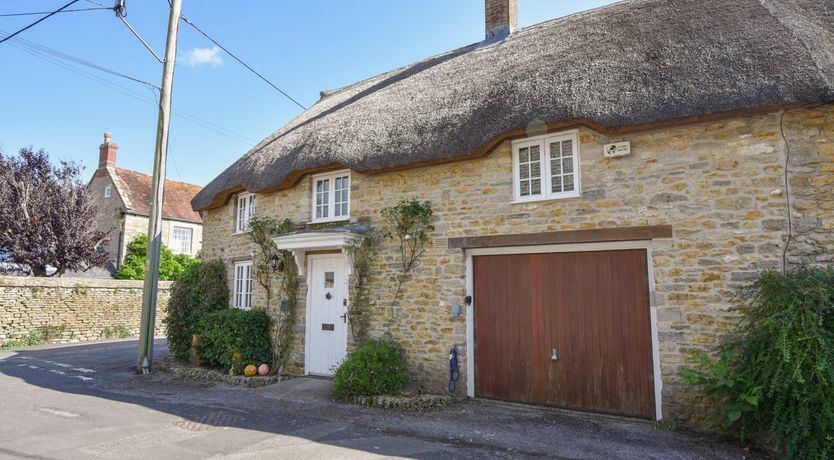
[137, 0, 182, 373]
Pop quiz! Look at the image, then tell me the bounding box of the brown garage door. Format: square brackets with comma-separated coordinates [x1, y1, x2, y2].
[473, 249, 655, 418]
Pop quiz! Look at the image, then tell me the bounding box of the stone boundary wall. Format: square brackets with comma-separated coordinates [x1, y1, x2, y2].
[0, 276, 172, 345]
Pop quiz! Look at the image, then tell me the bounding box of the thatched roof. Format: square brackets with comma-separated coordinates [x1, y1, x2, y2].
[193, 0, 834, 211]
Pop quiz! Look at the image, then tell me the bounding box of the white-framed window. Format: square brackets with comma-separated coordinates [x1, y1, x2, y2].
[233, 260, 253, 309]
[104, 185, 112, 198]
[170, 226, 192, 255]
[311, 170, 350, 223]
[235, 193, 257, 233]
[512, 131, 581, 202]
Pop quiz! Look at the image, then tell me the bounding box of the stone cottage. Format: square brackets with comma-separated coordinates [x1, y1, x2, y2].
[89, 133, 203, 274]
[191, 0, 834, 423]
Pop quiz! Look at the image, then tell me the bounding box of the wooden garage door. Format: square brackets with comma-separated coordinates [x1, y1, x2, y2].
[473, 249, 655, 418]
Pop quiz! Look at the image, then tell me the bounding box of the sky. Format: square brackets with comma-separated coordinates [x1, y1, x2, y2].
[0, 0, 617, 186]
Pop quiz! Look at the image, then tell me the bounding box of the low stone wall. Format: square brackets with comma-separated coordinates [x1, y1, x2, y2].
[0, 276, 171, 345]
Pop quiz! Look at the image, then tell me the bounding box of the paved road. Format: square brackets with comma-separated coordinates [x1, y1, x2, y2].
[0, 340, 761, 459]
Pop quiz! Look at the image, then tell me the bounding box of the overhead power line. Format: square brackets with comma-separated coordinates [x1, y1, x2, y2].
[1, 31, 256, 146]
[0, 0, 81, 45]
[180, 15, 308, 110]
[0, 7, 110, 18]
[4, 32, 159, 89]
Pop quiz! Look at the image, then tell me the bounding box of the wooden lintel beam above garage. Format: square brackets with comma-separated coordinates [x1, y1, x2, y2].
[447, 225, 673, 249]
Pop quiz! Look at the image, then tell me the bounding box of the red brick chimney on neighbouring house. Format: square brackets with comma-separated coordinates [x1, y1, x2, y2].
[485, 0, 517, 41]
[98, 131, 118, 169]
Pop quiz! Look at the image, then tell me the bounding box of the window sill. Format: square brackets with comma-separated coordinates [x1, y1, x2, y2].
[511, 192, 581, 205]
[309, 217, 351, 225]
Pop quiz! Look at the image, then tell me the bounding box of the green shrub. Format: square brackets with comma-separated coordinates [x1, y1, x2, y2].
[681, 269, 834, 459]
[0, 330, 46, 349]
[196, 308, 272, 374]
[163, 260, 229, 361]
[101, 325, 132, 339]
[333, 339, 408, 398]
[116, 234, 198, 281]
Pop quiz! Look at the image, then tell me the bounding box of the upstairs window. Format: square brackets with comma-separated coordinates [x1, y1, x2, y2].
[512, 131, 581, 202]
[235, 193, 256, 233]
[311, 171, 350, 223]
[171, 226, 192, 254]
[104, 185, 112, 198]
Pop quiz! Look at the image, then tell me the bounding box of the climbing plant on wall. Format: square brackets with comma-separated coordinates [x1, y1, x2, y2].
[345, 227, 380, 341]
[380, 198, 434, 328]
[245, 216, 298, 373]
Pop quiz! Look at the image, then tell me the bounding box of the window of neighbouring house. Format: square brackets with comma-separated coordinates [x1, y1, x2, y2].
[104, 185, 112, 198]
[512, 131, 581, 202]
[311, 171, 350, 223]
[233, 260, 253, 309]
[171, 226, 192, 254]
[235, 193, 256, 233]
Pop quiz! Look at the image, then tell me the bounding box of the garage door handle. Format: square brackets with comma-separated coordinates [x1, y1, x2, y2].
[551, 347, 559, 361]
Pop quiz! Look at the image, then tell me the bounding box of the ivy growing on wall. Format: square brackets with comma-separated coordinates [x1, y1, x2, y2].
[345, 227, 380, 342]
[380, 198, 434, 329]
[245, 216, 299, 373]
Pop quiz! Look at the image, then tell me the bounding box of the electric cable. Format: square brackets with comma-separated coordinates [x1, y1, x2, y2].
[0, 0, 81, 45]
[5, 34, 256, 145]
[0, 7, 110, 18]
[2, 31, 159, 89]
[179, 14, 307, 110]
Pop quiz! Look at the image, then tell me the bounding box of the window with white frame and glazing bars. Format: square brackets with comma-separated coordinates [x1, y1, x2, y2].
[235, 193, 256, 233]
[171, 226, 192, 254]
[233, 261, 253, 309]
[512, 131, 580, 202]
[312, 171, 350, 223]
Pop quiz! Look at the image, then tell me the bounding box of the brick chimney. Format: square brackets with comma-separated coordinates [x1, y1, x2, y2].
[485, 0, 517, 41]
[98, 131, 118, 169]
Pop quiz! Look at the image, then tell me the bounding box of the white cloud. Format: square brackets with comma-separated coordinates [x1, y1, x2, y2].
[183, 46, 224, 67]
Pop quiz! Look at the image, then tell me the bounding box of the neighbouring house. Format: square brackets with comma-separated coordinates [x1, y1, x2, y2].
[89, 133, 203, 275]
[191, 0, 833, 424]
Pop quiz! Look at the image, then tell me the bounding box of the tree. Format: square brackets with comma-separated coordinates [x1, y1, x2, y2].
[0, 147, 108, 276]
[116, 233, 197, 281]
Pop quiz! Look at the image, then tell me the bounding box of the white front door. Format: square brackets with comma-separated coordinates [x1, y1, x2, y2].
[306, 255, 348, 376]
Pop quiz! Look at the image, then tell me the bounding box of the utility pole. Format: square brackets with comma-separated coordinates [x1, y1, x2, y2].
[137, 0, 182, 374]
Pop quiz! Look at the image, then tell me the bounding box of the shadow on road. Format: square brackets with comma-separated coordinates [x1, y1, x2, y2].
[0, 339, 761, 459]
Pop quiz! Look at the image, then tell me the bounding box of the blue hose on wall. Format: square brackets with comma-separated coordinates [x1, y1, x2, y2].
[448, 345, 460, 394]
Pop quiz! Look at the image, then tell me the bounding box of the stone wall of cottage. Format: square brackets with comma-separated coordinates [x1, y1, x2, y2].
[783, 107, 834, 267]
[200, 104, 834, 423]
[0, 276, 171, 345]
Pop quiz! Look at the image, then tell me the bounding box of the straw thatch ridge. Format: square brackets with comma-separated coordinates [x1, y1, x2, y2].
[193, 0, 834, 211]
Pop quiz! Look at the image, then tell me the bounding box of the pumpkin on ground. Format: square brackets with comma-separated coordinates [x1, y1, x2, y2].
[258, 364, 269, 376]
[243, 364, 257, 377]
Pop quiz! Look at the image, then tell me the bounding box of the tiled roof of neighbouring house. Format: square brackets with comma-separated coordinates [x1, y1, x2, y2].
[192, 0, 834, 211]
[113, 168, 203, 223]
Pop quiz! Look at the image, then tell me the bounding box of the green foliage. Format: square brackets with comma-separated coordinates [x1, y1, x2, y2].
[196, 308, 273, 375]
[345, 228, 379, 341]
[333, 339, 408, 398]
[244, 216, 298, 373]
[101, 325, 132, 339]
[115, 233, 198, 281]
[381, 199, 434, 274]
[380, 199, 434, 326]
[1, 330, 45, 349]
[680, 349, 761, 430]
[0, 324, 66, 349]
[681, 269, 834, 459]
[163, 260, 229, 361]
